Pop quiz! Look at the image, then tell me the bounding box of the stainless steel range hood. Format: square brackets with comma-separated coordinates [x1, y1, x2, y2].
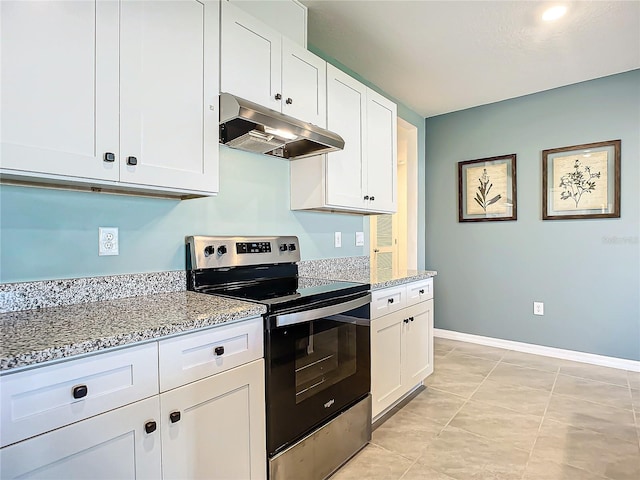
[219, 93, 344, 159]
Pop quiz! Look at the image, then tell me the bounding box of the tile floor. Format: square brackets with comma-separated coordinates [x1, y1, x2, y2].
[332, 338, 640, 480]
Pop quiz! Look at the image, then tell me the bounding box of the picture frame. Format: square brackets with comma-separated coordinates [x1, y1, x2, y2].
[542, 139, 621, 220]
[458, 154, 517, 222]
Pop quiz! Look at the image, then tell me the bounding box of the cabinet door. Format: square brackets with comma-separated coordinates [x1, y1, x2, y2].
[119, 0, 219, 194]
[281, 39, 326, 127]
[404, 300, 434, 387]
[0, 396, 162, 479]
[370, 312, 405, 419]
[0, 0, 119, 182]
[366, 89, 397, 213]
[220, 1, 282, 111]
[325, 64, 367, 209]
[160, 359, 266, 480]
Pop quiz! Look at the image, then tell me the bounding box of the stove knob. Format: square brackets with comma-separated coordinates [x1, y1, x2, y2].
[288, 244, 297, 251]
[204, 245, 215, 257]
[217, 245, 227, 255]
[279, 244, 288, 252]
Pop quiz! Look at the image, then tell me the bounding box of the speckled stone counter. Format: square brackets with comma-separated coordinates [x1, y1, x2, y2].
[0, 271, 186, 313]
[0, 291, 265, 372]
[298, 257, 436, 290]
[338, 268, 437, 290]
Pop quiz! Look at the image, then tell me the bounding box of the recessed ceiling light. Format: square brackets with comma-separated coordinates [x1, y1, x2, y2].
[542, 5, 567, 21]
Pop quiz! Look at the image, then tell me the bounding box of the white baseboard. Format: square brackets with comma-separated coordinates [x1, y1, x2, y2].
[434, 328, 640, 373]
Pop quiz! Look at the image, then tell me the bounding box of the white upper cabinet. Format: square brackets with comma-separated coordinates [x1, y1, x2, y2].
[119, 0, 219, 194]
[220, 2, 326, 127]
[281, 39, 327, 127]
[290, 65, 397, 214]
[0, 0, 119, 182]
[325, 65, 367, 209]
[220, 3, 282, 111]
[228, 0, 307, 47]
[365, 89, 398, 213]
[0, 0, 219, 198]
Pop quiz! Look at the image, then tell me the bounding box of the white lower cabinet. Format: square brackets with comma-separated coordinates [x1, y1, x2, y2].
[160, 359, 266, 480]
[370, 279, 434, 419]
[0, 318, 266, 479]
[0, 396, 162, 479]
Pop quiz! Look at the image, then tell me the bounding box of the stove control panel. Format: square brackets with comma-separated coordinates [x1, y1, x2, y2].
[186, 235, 300, 269]
[236, 242, 272, 254]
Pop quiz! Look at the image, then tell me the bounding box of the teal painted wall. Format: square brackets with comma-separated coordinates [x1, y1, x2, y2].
[425, 70, 640, 361]
[0, 147, 365, 283]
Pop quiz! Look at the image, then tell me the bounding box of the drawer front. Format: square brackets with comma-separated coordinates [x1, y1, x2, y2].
[406, 278, 434, 306]
[158, 317, 263, 392]
[0, 343, 159, 448]
[371, 285, 406, 319]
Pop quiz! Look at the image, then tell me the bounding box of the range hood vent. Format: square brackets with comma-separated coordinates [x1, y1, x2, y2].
[219, 93, 344, 159]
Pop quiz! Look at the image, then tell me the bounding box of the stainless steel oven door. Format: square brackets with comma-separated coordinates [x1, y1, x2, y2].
[264, 293, 371, 457]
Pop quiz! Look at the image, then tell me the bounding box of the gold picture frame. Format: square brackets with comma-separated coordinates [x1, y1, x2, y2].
[457, 154, 517, 222]
[542, 140, 621, 220]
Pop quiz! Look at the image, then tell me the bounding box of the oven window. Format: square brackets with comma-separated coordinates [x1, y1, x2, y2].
[294, 321, 357, 404]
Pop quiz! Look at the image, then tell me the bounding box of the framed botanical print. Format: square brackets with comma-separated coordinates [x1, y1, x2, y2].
[458, 154, 517, 222]
[542, 140, 621, 220]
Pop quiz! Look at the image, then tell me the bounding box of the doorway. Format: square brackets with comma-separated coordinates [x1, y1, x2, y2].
[370, 118, 418, 273]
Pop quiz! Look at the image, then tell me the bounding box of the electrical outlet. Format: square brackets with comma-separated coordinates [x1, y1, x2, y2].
[533, 301, 544, 316]
[334, 232, 342, 248]
[99, 227, 119, 256]
[355, 231, 365, 246]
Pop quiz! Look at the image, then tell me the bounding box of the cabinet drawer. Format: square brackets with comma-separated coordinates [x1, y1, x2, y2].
[406, 278, 434, 306]
[0, 343, 159, 448]
[158, 317, 263, 392]
[371, 285, 406, 319]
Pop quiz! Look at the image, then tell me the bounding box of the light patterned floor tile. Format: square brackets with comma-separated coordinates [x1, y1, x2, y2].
[449, 400, 542, 451]
[531, 418, 640, 480]
[559, 362, 631, 387]
[628, 371, 640, 391]
[500, 350, 564, 372]
[545, 393, 637, 443]
[471, 379, 552, 416]
[371, 409, 442, 460]
[446, 342, 507, 361]
[415, 426, 529, 480]
[330, 443, 412, 480]
[554, 374, 634, 410]
[424, 367, 487, 398]
[334, 341, 640, 480]
[436, 352, 498, 376]
[522, 456, 607, 480]
[401, 462, 458, 480]
[400, 387, 466, 425]
[487, 362, 557, 391]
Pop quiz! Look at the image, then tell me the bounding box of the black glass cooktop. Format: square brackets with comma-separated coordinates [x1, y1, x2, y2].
[188, 263, 369, 314]
[195, 275, 367, 309]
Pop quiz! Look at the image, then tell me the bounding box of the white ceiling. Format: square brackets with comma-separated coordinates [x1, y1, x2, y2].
[300, 1, 640, 118]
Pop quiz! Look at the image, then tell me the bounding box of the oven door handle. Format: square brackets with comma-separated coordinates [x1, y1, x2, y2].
[275, 293, 371, 328]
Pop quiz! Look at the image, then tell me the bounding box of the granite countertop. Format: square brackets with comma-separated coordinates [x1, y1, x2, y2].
[304, 268, 437, 290]
[0, 291, 265, 372]
[346, 269, 437, 290]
